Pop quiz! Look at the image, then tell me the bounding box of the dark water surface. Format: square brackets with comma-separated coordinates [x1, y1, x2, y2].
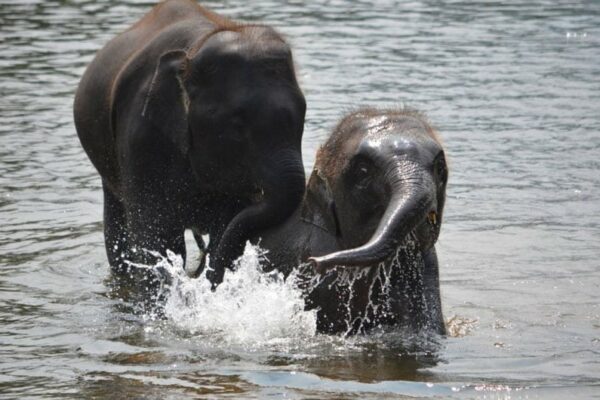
[1, 0, 599, 398]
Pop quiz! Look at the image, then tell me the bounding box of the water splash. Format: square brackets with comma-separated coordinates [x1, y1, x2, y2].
[298, 240, 432, 335]
[126, 243, 317, 348]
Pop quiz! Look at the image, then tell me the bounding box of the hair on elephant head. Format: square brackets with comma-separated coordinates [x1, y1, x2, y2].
[257, 108, 448, 335]
[74, 1, 306, 288]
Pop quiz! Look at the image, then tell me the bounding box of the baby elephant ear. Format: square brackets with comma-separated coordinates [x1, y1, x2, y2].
[141, 50, 191, 155]
[302, 169, 341, 236]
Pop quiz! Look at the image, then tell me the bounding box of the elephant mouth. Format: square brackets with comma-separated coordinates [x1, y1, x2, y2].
[357, 214, 438, 272]
[378, 211, 439, 262]
[415, 209, 441, 249]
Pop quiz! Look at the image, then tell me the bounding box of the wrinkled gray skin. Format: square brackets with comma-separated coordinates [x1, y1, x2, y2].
[74, 0, 306, 287]
[257, 109, 448, 335]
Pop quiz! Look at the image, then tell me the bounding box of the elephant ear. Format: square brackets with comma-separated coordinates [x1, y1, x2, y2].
[301, 168, 341, 236]
[110, 50, 191, 155]
[141, 50, 191, 155]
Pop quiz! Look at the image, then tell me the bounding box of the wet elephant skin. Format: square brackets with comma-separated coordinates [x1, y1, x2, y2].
[74, 0, 306, 287]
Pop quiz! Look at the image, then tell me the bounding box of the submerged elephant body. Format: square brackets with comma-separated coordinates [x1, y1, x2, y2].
[258, 109, 448, 335]
[74, 0, 306, 285]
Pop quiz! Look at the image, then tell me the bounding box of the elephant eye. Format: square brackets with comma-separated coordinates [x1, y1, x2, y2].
[353, 160, 372, 189]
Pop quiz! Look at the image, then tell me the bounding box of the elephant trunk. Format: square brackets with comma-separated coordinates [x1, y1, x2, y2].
[309, 160, 434, 273]
[209, 149, 305, 286]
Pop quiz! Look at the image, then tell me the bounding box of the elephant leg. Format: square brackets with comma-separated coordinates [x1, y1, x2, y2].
[105, 189, 186, 309]
[422, 247, 445, 334]
[103, 182, 130, 273]
[189, 198, 246, 284]
[125, 210, 186, 300]
[202, 199, 247, 286]
[124, 199, 187, 270]
[204, 224, 226, 286]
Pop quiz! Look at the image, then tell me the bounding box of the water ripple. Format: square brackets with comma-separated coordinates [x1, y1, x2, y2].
[1, 0, 599, 397]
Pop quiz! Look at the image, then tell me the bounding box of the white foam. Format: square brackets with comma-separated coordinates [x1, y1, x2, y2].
[132, 244, 317, 348]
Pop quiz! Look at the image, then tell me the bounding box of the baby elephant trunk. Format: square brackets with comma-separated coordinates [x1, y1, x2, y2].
[309, 160, 434, 273]
[208, 148, 306, 287]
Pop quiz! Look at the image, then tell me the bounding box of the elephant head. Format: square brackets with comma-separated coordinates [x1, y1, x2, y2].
[141, 26, 306, 284]
[306, 108, 447, 273]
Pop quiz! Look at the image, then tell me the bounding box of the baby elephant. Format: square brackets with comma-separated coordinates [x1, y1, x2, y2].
[257, 108, 448, 335]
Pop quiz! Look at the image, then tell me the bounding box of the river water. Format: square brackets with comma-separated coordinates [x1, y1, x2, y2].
[1, 0, 599, 398]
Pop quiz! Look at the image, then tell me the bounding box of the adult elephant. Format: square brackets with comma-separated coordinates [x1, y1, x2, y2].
[74, 0, 306, 287]
[257, 109, 448, 335]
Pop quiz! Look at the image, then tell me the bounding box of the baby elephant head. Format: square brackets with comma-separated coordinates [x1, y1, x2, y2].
[307, 108, 448, 272]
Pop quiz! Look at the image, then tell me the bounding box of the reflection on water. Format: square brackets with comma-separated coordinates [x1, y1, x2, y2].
[1, 0, 600, 398]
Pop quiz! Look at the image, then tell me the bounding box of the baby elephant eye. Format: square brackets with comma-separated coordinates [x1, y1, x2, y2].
[355, 161, 368, 175]
[353, 161, 372, 188]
